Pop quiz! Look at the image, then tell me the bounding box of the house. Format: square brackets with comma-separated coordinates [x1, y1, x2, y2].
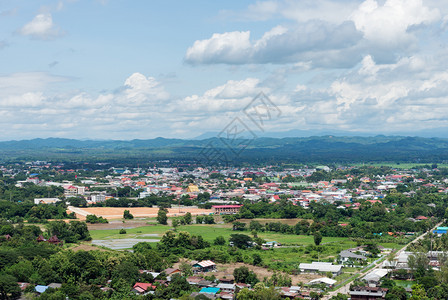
[362, 269, 389, 286]
[187, 276, 203, 285]
[48, 283, 62, 289]
[350, 286, 388, 300]
[308, 277, 337, 287]
[34, 198, 61, 205]
[35, 285, 49, 294]
[199, 287, 220, 295]
[216, 283, 235, 293]
[132, 282, 155, 295]
[193, 260, 217, 273]
[339, 250, 367, 263]
[47, 235, 63, 245]
[164, 268, 181, 276]
[190, 292, 216, 299]
[299, 262, 343, 276]
[212, 205, 242, 215]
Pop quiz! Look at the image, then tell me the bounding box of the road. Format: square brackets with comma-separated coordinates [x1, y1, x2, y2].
[323, 220, 444, 299]
[67, 206, 90, 217]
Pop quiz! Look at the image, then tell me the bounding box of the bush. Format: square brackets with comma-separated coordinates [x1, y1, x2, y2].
[119, 229, 126, 234]
[123, 210, 134, 220]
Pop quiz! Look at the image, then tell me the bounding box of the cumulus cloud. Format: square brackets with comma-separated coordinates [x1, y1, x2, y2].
[189, 0, 442, 67]
[182, 78, 265, 113]
[19, 13, 62, 40]
[185, 21, 363, 66]
[350, 0, 440, 47]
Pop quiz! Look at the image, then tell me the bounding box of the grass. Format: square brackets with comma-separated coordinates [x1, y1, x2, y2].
[353, 162, 448, 169]
[89, 223, 353, 247]
[394, 279, 415, 288]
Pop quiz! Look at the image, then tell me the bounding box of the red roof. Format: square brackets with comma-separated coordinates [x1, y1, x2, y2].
[133, 282, 155, 291]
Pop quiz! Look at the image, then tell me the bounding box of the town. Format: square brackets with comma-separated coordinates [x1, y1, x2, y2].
[0, 160, 447, 299]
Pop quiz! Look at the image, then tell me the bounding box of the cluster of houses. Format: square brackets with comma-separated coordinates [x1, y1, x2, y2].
[7, 162, 447, 220]
[128, 259, 341, 299]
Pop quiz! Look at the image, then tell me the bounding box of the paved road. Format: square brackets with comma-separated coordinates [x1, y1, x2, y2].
[323, 220, 444, 299]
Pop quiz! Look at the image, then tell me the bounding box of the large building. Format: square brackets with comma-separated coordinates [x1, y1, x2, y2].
[212, 205, 242, 215]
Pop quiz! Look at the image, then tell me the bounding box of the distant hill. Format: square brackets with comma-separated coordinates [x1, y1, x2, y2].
[1, 136, 448, 163]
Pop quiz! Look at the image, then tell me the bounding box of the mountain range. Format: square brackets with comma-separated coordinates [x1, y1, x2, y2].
[1, 136, 448, 164]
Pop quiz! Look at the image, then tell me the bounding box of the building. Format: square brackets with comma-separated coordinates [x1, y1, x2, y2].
[339, 250, 367, 263]
[299, 262, 343, 276]
[308, 277, 337, 287]
[212, 205, 243, 215]
[187, 185, 199, 193]
[132, 282, 155, 295]
[192, 260, 217, 273]
[350, 286, 388, 300]
[34, 198, 61, 205]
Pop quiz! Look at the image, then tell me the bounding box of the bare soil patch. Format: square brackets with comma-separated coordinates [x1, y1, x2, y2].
[68, 207, 212, 220]
[237, 218, 313, 226]
[70, 244, 108, 252]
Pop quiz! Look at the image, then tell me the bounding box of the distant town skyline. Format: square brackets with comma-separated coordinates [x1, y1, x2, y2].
[1, 0, 448, 140]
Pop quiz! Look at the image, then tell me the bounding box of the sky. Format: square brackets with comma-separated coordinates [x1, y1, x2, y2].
[1, 0, 448, 140]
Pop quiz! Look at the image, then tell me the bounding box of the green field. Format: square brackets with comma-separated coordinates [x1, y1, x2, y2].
[353, 162, 448, 169]
[89, 223, 352, 246]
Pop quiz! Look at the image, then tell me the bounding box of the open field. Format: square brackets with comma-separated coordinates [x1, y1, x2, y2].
[236, 218, 313, 226]
[68, 206, 212, 220]
[353, 162, 448, 169]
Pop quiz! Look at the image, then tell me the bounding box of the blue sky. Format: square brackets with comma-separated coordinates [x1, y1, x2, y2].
[1, 0, 448, 140]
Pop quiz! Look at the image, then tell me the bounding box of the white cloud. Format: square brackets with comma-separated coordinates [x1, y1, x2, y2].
[19, 13, 62, 40]
[185, 31, 252, 64]
[350, 0, 440, 47]
[183, 78, 265, 113]
[185, 21, 362, 66]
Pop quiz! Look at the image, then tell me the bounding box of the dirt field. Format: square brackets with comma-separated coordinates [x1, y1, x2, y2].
[174, 261, 321, 285]
[68, 207, 212, 220]
[69, 244, 108, 252]
[236, 218, 313, 226]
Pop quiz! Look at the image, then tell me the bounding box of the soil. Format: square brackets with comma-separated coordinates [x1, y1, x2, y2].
[67, 207, 213, 220]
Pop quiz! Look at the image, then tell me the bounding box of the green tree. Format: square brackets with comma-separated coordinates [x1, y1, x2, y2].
[229, 234, 252, 249]
[157, 208, 168, 225]
[183, 212, 192, 225]
[123, 210, 133, 219]
[0, 274, 21, 300]
[233, 266, 258, 285]
[252, 254, 262, 266]
[313, 231, 322, 246]
[214, 236, 226, 246]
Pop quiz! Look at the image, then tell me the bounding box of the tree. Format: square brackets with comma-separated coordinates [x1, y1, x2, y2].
[123, 210, 133, 219]
[313, 231, 322, 246]
[229, 234, 252, 249]
[0, 274, 21, 300]
[232, 221, 246, 231]
[214, 236, 226, 246]
[157, 208, 168, 225]
[183, 212, 192, 225]
[172, 218, 179, 230]
[233, 266, 258, 285]
[180, 261, 193, 277]
[252, 254, 262, 266]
